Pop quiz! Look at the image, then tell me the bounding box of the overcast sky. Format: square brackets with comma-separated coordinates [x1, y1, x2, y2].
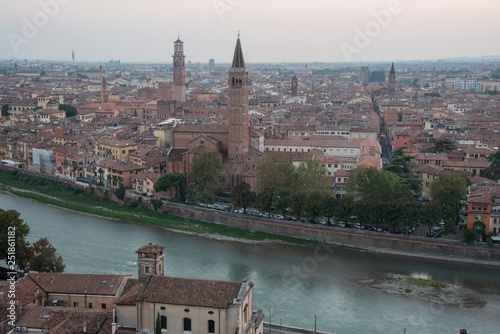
[1, 0, 499, 64]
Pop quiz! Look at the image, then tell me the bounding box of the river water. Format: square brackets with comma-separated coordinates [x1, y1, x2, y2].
[1, 192, 499, 334]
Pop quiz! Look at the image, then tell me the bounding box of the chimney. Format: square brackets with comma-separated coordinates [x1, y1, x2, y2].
[460, 330, 467, 334]
[50, 276, 55, 284]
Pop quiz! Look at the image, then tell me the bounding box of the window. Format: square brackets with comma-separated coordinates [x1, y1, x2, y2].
[88, 303, 93, 309]
[161, 315, 167, 329]
[183, 318, 192, 332]
[101, 303, 106, 309]
[208, 320, 215, 334]
[145, 266, 151, 274]
[73, 302, 79, 307]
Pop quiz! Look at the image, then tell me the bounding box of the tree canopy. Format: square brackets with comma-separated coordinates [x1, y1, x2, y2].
[154, 172, 185, 201]
[291, 159, 330, 196]
[230, 182, 255, 214]
[256, 152, 294, 193]
[1, 104, 10, 117]
[58, 104, 78, 118]
[346, 165, 414, 228]
[430, 173, 469, 233]
[0, 209, 64, 272]
[0, 208, 30, 265]
[346, 165, 412, 203]
[480, 150, 500, 181]
[383, 147, 422, 194]
[189, 151, 225, 199]
[24, 238, 65, 273]
[421, 137, 456, 153]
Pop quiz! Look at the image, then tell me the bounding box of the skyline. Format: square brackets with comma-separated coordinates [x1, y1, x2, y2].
[1, 0, 500, 63]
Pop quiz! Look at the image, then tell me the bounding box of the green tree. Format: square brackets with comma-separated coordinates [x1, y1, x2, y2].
[1, 104, 10, 117]
[480, 151, 500, 181]
[421, 137, 456, 153]
[185, 184, 199, 204]
[463, 228, 478, 245]
[155, 312, 162, 334]
[291, 159, 330, 196]
[473, 221, 487, 242]
[346, 165, 412, 203]
[24, 237, 65, 273]
[150, 199, 163, 212]
[333, 196, 354, 224]
[322, 195, 337, 224]
[154, 173, 185, 200]
[290, 192, 307, 221]
[230, 182, 255, 214]
[114, 184, 126, 200]
[486, 236, 494, 248]
[422, 200, 442, 235]
[189, 151, 225, 199]
[256, 187, 275, 217]
[0, 208, 31, 266]
[304, 192, 327, 221]
[58, 103, 78, 118]
[256, 152, 294, 192]
[384, 147, 422, 194]
[274, 189, 291, 219]
[430, 173, 468, 234]
[346, 165, 413, 228]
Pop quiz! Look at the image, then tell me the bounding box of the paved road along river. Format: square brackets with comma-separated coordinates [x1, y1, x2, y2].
[1, 192, 499, 334]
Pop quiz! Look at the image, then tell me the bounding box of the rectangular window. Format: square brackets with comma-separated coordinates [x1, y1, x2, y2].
[73, 302, 78, 307]
[101, 303, 106, 309]
[88, 303, 93, 309]
[183, 318, 191, 332]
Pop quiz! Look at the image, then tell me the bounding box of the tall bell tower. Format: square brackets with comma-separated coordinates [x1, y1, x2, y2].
[228, 35, 250, 160]
[388, 62, 396, 95]
[173, 37, 186, 102]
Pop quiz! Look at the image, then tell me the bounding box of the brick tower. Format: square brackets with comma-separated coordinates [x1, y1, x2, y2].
[388, 62, 396, 95]
[291, 76, 298, 97]
[173, 37, 186, 102]
[136, 242, 165, 280]
[228, 35, 250, 160]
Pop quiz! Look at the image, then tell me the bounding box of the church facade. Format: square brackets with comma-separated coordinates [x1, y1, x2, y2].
[165, 37, 265, 191]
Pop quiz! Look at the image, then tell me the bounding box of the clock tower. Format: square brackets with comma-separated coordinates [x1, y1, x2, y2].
[173, 37, 186, 102]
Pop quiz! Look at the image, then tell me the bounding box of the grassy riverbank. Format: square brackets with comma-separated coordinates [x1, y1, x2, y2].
[0, 170, 313, 245]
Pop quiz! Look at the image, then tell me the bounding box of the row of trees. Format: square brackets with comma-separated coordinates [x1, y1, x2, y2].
[0, 209, 65, 273]
[153, 148, 470, 234]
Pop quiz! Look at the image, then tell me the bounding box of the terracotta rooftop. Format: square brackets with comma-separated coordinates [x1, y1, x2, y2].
[138, 276, 243, 309]
[14, 306, 111, 333]
[136, 244, 166, 254]
[27, 273, 130, 296]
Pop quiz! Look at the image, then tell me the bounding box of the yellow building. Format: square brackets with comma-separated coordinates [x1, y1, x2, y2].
[94, 137, 138, 161]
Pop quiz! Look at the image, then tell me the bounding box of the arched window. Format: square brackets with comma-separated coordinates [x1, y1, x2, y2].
[161, 315, 167, 329]
[208, 320, 215, 334]
[183, 318, 191, 332]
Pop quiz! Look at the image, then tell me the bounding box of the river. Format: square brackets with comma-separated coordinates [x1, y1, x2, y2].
[1, 192, 499, 334]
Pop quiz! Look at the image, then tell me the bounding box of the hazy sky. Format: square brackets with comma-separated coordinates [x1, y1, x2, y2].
[1, 0, 499, 63]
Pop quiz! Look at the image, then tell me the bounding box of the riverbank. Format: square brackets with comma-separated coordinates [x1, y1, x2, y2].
[1, 167, 499, 267]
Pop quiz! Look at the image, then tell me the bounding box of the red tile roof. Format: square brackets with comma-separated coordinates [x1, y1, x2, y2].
[138, 276, 243, 309]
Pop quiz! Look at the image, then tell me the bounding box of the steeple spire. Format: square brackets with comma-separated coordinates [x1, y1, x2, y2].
[231, 35, 245, 69]
[390, 62, 395, 74]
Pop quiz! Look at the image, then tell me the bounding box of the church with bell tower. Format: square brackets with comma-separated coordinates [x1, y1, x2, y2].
[173, 37, 186, 101]
[167, 35, 265, 191]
